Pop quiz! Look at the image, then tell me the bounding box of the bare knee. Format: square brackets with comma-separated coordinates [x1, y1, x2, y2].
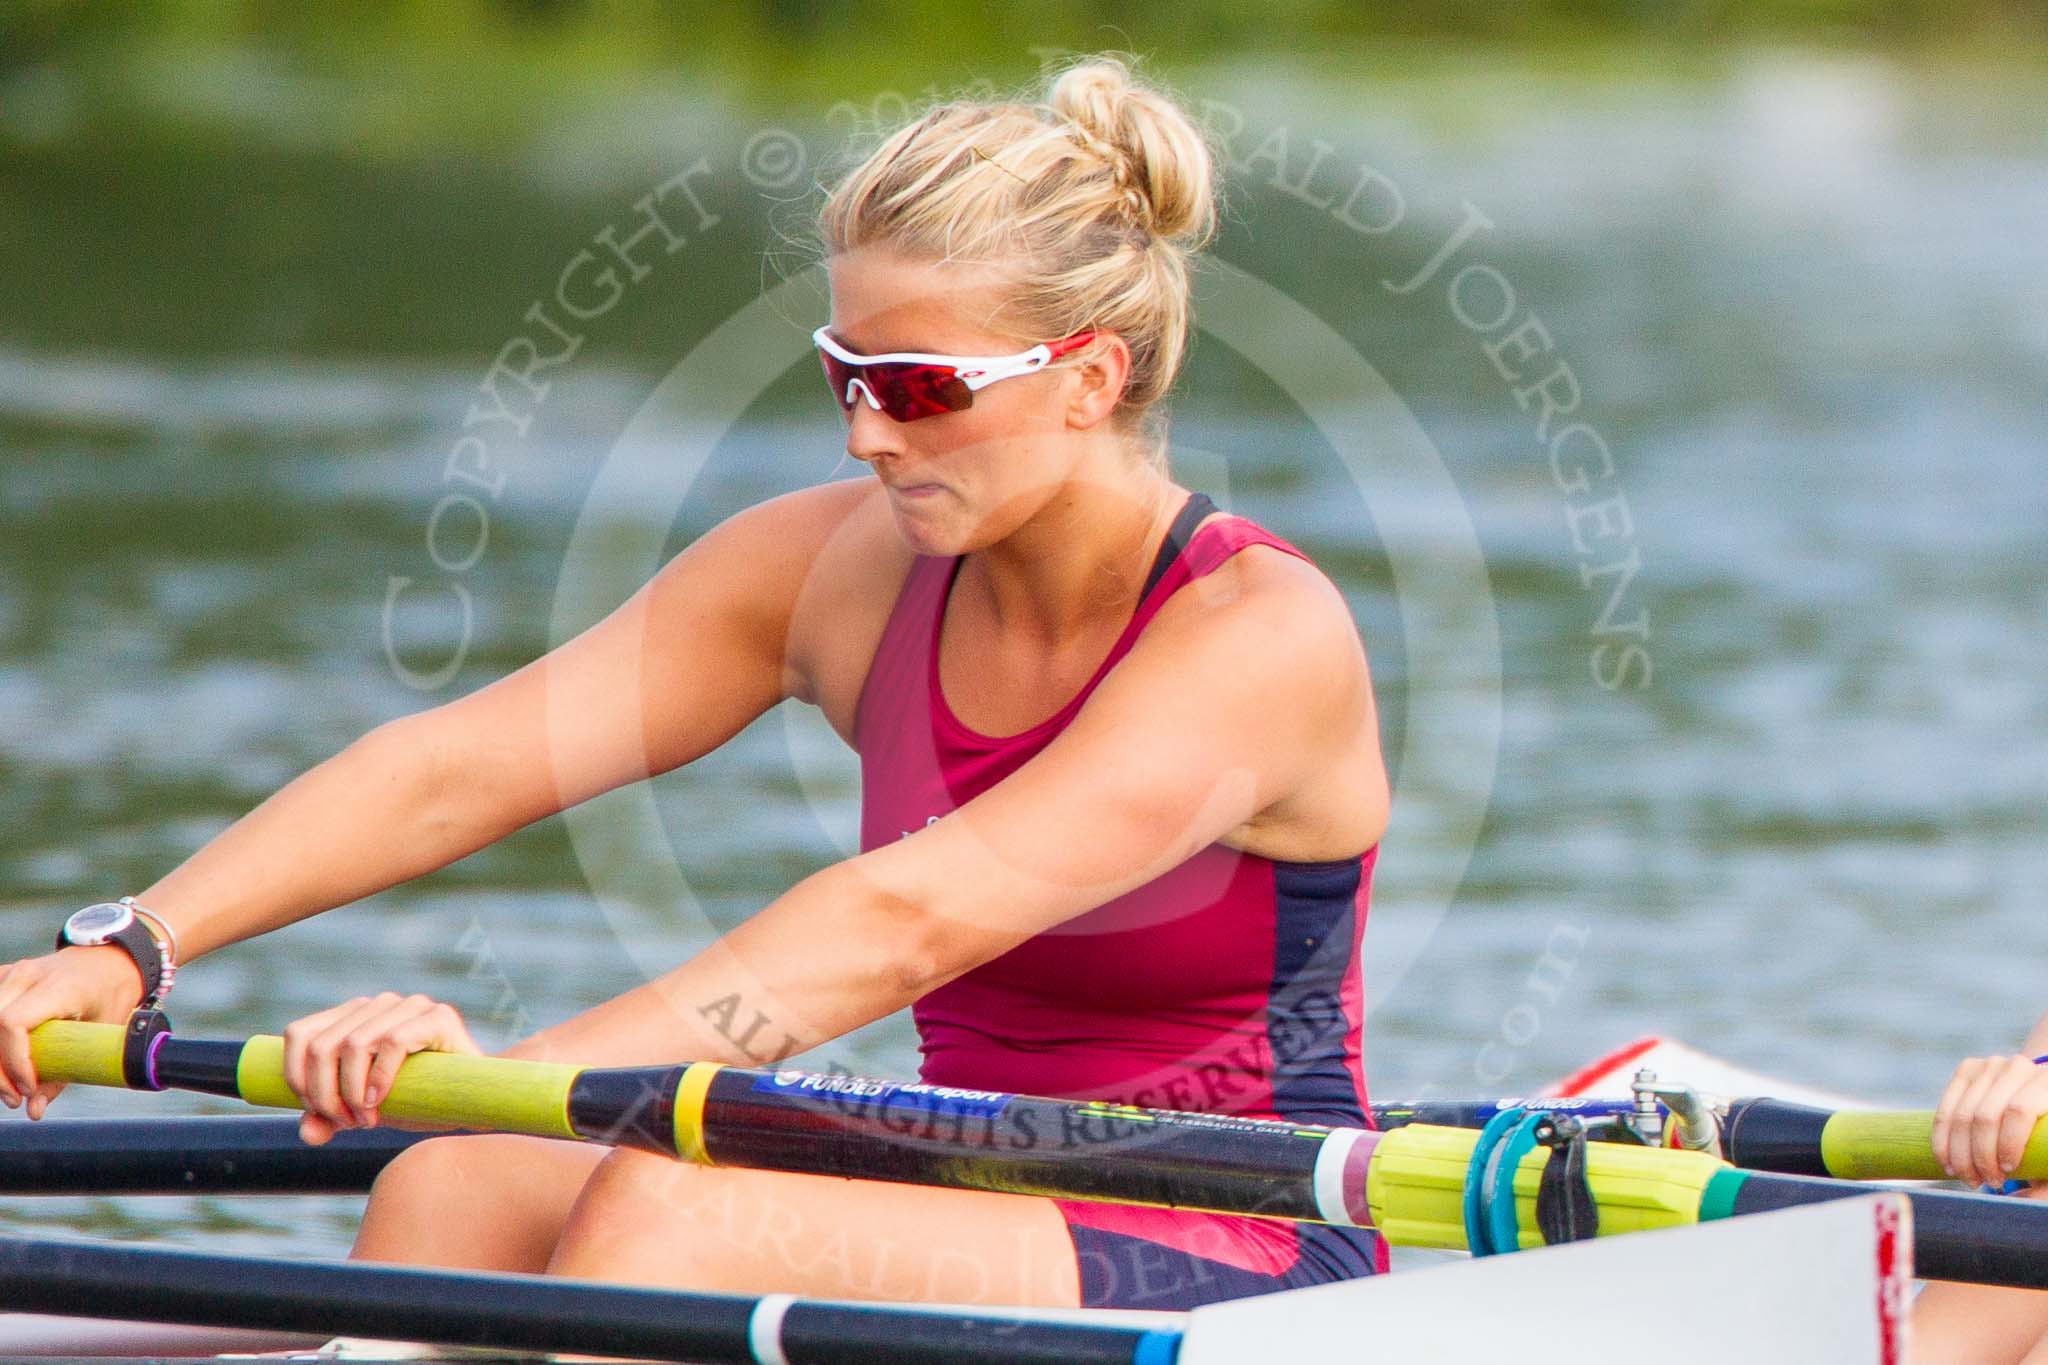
[550, 1149, 722, 1277]
[558, 1148, 700, 1234]
[362, 1135, 473, 1218]
[355, 1133, 604, 1271]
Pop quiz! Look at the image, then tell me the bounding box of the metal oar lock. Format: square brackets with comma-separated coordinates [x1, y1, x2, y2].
[1627, 1068, 1722, 1153]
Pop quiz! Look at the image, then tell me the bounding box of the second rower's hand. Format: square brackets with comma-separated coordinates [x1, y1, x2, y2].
[1930, 1009, 2048, 1189]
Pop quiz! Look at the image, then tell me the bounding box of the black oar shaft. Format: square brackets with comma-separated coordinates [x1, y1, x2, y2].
[1723, 1172, 2045, 1288]
[1720, 1099, 1834, 1176]
[689, 1067, 1335, 1222]
[0, 1117, 424, 1195]
[0, 1236, 1175, 1365]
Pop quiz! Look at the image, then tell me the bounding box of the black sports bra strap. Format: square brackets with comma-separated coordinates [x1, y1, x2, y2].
[1139, 491, 1218, 602]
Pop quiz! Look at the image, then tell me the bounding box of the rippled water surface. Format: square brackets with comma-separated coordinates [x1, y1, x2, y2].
[2, 52, 2045, 1256]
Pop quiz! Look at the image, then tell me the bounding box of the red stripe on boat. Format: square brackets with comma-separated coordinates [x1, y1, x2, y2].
[1544, 1035, 1664, 1097]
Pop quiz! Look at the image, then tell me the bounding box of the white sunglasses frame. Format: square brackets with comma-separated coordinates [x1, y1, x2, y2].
[811, 326, 1095, 413]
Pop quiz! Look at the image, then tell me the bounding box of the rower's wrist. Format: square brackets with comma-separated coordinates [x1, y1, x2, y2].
[55, 898, 176, 1007]
[63, 943, 148, 1011]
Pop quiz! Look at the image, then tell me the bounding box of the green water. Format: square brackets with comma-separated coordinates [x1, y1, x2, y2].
[2, 51, 2046, 1256]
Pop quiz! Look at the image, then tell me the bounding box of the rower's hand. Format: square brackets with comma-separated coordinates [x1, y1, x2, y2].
[281, 993, 480, 1146]
[1931, 1054, 2048, 1188]
[0, 947, 148, 1119]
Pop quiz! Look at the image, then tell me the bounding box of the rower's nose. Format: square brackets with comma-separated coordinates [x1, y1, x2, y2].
[842, 396, 905, 466]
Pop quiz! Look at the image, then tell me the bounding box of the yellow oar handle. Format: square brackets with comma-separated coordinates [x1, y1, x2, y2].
[1824, 1111, 2048, 1183]
[235, 1037, 582, 1138]
[29, 1020, 582, 1141]
[26, 1019, 128, 1088]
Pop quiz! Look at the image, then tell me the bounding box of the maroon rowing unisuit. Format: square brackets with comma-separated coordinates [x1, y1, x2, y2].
[854, 491, 1386, 1308]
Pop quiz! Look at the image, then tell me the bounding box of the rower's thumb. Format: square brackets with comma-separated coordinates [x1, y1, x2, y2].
[298, 1111, 338, 1147]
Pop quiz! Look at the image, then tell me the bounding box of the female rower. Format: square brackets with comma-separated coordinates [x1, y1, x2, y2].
[0, 55, 1390, 1310]
[1911, 1010, 2048, 1365]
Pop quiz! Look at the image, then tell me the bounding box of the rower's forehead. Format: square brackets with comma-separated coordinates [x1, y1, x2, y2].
[825, 246, 1022, 354]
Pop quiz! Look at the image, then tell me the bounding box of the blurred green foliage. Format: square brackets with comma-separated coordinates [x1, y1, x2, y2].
[2, 0, 2039, 362]
[5, 0, 2043, 96]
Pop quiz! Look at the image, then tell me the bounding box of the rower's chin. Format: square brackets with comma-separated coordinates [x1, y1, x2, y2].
[886, 493, 969, 557]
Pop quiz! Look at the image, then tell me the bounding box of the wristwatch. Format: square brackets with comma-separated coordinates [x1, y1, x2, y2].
[56, 899, 174, 1007]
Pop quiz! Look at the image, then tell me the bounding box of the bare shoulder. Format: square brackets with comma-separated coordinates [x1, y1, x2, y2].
[647, 477, 901, 699]
[677, 478, 899, 597]
[692, 477, 881, 560]
[767, 480, 915, 733]
[1133, 537, 1384, 858]
[1153, 537, 1368, 678]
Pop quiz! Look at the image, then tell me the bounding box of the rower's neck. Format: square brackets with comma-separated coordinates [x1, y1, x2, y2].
[960, 466, 1180, 647]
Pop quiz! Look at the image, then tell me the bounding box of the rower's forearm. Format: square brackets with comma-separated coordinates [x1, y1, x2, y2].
[132, 717, 510, 961]
[503, 862, 942, 1069]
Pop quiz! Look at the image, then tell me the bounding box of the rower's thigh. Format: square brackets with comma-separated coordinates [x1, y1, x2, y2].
[1913, 1281, 2048, 1365]
[548, 1149, 1083, 1307]
[353, 1133, 608, 1273]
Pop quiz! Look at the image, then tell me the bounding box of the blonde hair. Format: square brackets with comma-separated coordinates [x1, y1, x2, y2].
[817, 55, 1219, 444]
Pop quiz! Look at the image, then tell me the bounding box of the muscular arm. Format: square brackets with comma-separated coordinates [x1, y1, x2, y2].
[130, 485, 863, 963]
[504, 551, 1383, 1070]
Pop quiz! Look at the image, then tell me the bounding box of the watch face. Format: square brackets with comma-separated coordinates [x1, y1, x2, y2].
[66, 901, 134, 944]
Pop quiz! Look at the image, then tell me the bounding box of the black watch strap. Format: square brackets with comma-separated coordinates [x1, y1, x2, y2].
[56, 919, 165, 1005]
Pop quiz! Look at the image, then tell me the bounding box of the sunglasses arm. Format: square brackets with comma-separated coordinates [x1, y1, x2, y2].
[955, 331, 1100, 392]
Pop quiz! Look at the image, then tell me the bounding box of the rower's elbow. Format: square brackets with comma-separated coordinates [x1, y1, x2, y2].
[851, 885, 974, 1004]
[880, 909, 963, 1002]
[816, 854, 993, 1005]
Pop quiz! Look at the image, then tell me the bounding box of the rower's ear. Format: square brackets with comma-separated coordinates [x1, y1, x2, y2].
[1061, 333, 1132, 431]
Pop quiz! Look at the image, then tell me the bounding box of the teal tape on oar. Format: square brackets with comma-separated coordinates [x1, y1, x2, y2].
[1485, 1112, 1547, 1255]
[1463, 1107, 1523, 1256]
[1699, 1167, 1748, 1223]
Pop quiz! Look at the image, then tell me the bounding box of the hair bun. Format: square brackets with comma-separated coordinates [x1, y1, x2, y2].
[1047, 55, 1216, 246]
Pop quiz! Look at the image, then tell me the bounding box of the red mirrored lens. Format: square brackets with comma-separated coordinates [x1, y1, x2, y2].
[817, 352, 972, 423]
